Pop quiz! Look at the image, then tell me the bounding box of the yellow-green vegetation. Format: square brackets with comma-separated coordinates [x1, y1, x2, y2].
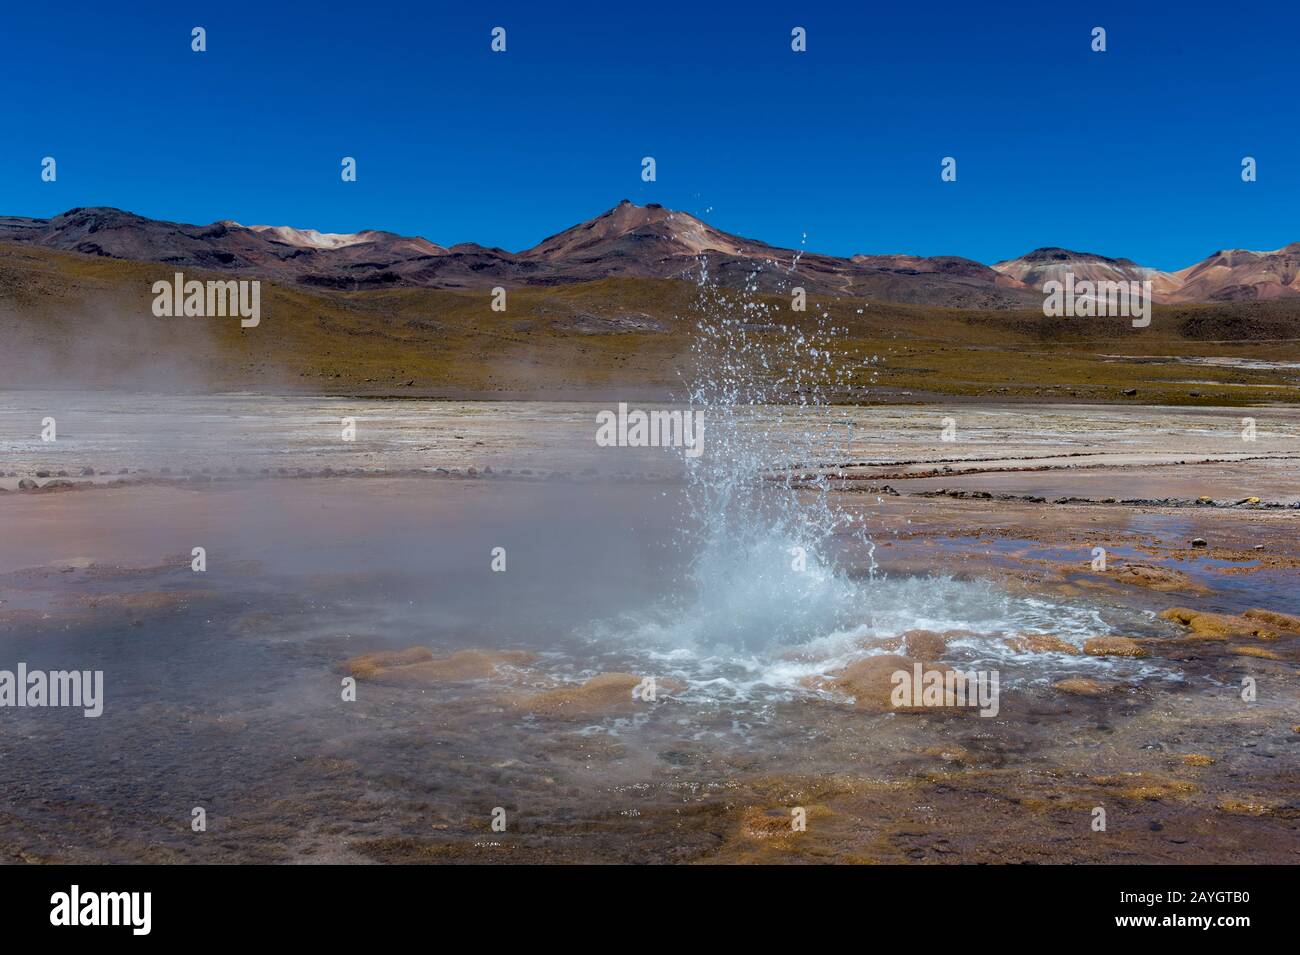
[3, 241, 1299, 403]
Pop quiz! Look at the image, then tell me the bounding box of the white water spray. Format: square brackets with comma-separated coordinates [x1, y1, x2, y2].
[667, 282, 871, 653]
[580, 264, 1158, 699]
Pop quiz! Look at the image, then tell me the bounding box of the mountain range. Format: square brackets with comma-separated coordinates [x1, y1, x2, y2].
[2, 201, 1299, 307]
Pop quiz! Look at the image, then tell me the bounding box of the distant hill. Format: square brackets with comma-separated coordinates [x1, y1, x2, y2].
[4, 201, 1296, 306]
[2, 235, 1298, 404]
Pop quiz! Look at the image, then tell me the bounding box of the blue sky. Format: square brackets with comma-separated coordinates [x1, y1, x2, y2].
[2, 1, 1295, 269]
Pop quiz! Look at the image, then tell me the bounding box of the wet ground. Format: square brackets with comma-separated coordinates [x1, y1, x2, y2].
[3, 393, 1298, 491]
[0, 397, 1297, 863]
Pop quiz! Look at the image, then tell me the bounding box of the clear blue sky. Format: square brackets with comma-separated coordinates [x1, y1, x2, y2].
[2, 1, 1295, 269]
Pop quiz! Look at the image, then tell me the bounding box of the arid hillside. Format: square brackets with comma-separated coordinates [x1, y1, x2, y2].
[2, 239, 1299, 404]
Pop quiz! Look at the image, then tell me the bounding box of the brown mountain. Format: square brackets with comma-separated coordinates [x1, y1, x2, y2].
[0, 202, 1037, 306]
[0, 207, 537, 292]
[518, 201, 1042, 306]
[991, 248, 1182, 301]
[3, 230, 1299, 403]
[0, 202, 1295, 306]
[1170, 244, 1300, 302]
[524, 200, 758, 265]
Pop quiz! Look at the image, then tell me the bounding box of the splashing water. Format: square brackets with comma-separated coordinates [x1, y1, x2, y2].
[579, 277, 877, 671]
[666, 281, 870, 653]
[578, 263, 1161, 700]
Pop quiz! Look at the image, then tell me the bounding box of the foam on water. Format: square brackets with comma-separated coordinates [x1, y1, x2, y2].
[580, 571, 1165, 705]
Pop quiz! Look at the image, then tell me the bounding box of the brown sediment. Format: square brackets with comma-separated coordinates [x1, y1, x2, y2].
[901, 629, 948, 658]
[920, 744, 979, 764]
[345, 647, 435, 680]
[66, 590, 217, 612]
[1082, 636, 1147, 658]
[1087, 773, 1198, 801]
[352, 838, 478, 863]
[808, 654, 909, 711]
[1216, 798, 1297, 818]
[1106, 563, 1212, 594]
[1005, 633, 1082, 655]
[0, 586, 215, 629]
[1230, 646, 1283, 660]
[1052, 677, 1117, 696]
[690, 760, 1299, 864]
[854, 635, 903, 653]
[516, 672, 683, 719]
[345, 647, 537, 684]
[378, 649, 538, 684]
[1159, 607, 1279, 640]
[811, 654, 973, 714]
[737, 804, 831, 842]
[1242, 608, 1300, 632]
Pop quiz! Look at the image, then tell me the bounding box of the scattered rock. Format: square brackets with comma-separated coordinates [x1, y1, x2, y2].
[901, 629, 947, 658]
[1190, 538, 1207, 548]
[1179, 754, 1214, 767]
[920, 744, 977, 764]
[1109, 563, 1207, 593]
[855, 635, 903, 653]
[345, 647, 434, 680]
[519, 672, 679, 719]
[345, 647, 536, 684]
[1242, 608, 1300, 633]
[1231, 646, 1282, 660]
[814, 654, 971, 713]
[814, 654, 913, 712]
[1083, 636, 1147, 658]
[1159, 608, 1277, 640]
[738, 805, 826, 840]
[1052, 677, 1114, 696]
[1216, 798, 1280, 817]
[71, 590, 213, 614]
[1004, 633, 1082, 655]
[1089, 773, 1197, 801]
